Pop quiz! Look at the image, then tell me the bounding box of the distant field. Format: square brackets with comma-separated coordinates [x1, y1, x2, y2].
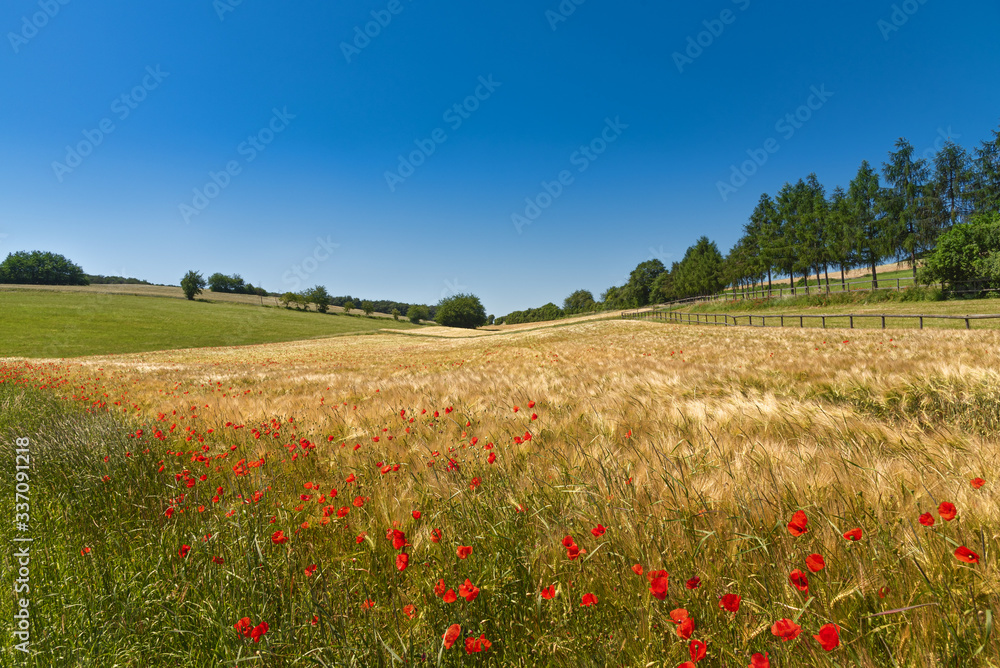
[0, 290, 416, 358]
[0, 283, 402, 318]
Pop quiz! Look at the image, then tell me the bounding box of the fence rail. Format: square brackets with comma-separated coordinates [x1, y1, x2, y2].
[622, 310, 1000, 330]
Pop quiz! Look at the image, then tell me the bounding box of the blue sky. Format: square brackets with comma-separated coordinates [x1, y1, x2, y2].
[2, 0, 999, 315]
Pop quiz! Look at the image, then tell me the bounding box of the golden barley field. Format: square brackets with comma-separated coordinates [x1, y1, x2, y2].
[1, 319, 997, 667]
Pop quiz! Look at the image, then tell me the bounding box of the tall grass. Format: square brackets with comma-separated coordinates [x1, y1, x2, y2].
[1, 321, 997, 666]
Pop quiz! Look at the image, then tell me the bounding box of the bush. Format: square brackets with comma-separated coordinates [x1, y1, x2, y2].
[0, 251, 88, 286]
[920, 213, 1000, 290]
[407, 304, 430, 324]
[435, 294, 487, 329]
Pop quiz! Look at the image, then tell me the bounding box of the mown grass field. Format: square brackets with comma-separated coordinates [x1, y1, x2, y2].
[1, 319, 997, 667]
[0, 290, 416, 357]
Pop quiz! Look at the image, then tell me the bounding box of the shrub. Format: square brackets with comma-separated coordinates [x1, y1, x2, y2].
[407, 304, 430, 324]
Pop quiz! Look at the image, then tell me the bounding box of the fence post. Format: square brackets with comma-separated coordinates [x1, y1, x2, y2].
[822, 316, 826, 329]
[881, 316, 885, 329]
[896, 279, 900, 291]
[780, 315, 784, 327]
[966, 317, 970, 330]
[849, 316, 853, 329]
[800, 316, 803, 328]
[919, 316, 923, 329]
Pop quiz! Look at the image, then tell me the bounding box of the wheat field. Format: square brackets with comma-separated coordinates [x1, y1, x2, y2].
[1, 320, 997, 666]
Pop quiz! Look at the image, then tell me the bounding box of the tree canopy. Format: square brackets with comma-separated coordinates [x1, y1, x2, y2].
[0, 251, 88, 286]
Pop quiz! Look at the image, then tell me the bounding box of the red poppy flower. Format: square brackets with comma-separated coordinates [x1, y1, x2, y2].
[487, 452, 496, 464]
[565, 543, 581, 560]
[356, 533, 366, 544]
[650, 574, 669, 600]
[528, 400, 535, 408]
[412, 510, 421, 519]
[388, 529, 407, 550]
[165, 507, 175, 519]
[689, 639, 707, 662]
[581, 593, 598, 607]
[749, 652, 770, 668]
[80, 547, 92, 556]
[805, 554, 825, 572]
[787, 510, 808, 536]
[337, 507, 349, 518]
[403, 604, 416, 619]
[234, 617, 253, 637]
[686, 576, 701, 590]
[212, 555, 224, 565]
[458, 579, 480, 602]
[443, 624, 461, 649]
[396, 553, 409, 572]
[178, 544, 191, 559]
[465, 634, 492, 654]
[352, 496, 365, 508]
[250, 621, 268, 643]
[562, 535, 575, 547]
[541, 585, 555, 599]
[954, 546, 980, 564]
[591, 524, 606, 537]
[456, 545, 473, 559]
[632, 564, 644, 576]
[789, 569, 809, 592]
[813, 623, 840, 651]
[271, 530, 289, 545]
[442, 589, 457, 603]
[771, 618, 802, 641]
[361, 599, 375, 610]
[434, 579, 447, 597]
[971, 478, 985, 489]
[919, 512, 935, 527]
[431, 528, 442, 543]
[677, 617, 695, 640]
[679, 662, 696, 668]
[670, 608, 689, 623]
[719, 594, 741, 612]
[305, 564, 317, 577]
[469, 477, 481, 490]
[843, 528, 863, 541]
[938, 502, 957, 521]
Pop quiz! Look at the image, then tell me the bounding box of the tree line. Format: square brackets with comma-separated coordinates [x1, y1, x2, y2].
[497, 124, 1000, 321]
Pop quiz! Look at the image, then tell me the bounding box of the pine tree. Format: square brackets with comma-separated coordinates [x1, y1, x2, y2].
[848, 161, 894, 289]
[882, 138, 931, 277]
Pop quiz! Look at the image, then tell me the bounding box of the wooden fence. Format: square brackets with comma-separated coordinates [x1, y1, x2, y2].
[622, 310, 1000, 330]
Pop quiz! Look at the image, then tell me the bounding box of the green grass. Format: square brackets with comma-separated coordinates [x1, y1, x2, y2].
[0, 290, 416, 358]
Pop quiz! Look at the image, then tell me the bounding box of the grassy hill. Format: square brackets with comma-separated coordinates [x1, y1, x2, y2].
[0, 290, 416, 358]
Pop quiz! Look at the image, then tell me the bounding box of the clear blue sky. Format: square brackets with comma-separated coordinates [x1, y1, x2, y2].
[2, 0, 999, 315]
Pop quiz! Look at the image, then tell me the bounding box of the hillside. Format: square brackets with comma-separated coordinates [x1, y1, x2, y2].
[0, 283, 404, 318]
[0, 290, 416, 358]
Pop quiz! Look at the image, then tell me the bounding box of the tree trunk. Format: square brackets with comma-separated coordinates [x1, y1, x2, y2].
[824, 264, 830, 293]
[804, 271, 809, 295]
[767, 268, 772, 298]
[871, 263, 878, 290]
[840, 266, 846, 292]
[911, 248, 917, 279]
